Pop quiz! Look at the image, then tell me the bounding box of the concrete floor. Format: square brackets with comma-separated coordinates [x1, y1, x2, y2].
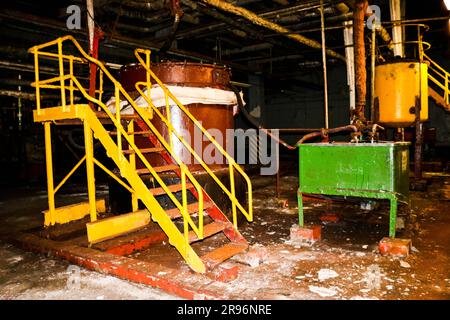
[0, 173, 449, 300]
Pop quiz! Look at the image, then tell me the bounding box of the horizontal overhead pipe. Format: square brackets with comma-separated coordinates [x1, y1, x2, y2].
[0, 89, 64, 100]
[0, 9, 254, 72]
[179, 0, 296, 51]
[178, 0, 333, 40]
[198, 0, 346, 61]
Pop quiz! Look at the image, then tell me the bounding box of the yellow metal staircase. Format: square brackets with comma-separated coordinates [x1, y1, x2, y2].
[424, 53, 450, 112]
[29, 35, 252, 273]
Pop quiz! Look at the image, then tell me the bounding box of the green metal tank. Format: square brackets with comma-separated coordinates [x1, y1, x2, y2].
[297, 142, 410, 237]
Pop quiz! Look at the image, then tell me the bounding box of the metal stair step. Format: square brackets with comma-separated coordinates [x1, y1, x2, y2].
[136, 164, 179, 175]
[109, 130, 153, 136]
[165, 201, 214, 220]
[123, 147, 165, 155]
[149, 182, 194, 196]
[188, 221, 228, 243]
[95, 112, 139, 120]
[201, 242, 248, 270]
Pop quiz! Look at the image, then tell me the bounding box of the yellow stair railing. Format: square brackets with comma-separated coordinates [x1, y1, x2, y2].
[134, 49, 253, 228]
[424, 53, 450, 107]
[29, 35, 247, 273]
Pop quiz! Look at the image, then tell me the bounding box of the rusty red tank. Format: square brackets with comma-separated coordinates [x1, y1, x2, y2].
[119, 62, 234, 172]
[110, 61, 245, 215]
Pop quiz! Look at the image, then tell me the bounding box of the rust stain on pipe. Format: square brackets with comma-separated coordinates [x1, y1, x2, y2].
[295, 125, 358, 145]
[198, 0, 345, 61]
[353, 0, 368, 121]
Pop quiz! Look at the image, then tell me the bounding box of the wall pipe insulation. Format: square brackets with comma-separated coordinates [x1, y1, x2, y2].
[198, 0, 346, 61]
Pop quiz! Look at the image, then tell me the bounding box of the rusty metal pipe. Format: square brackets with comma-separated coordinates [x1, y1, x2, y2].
[277, 128, 321, 133]
[335, 2, 394, 52]
[230, 84, 297, 150]
[198, 0, 345, 61]
[180, 0, 293, 51]
[295, 125, 358, 145]
[353, 0, 368, 122]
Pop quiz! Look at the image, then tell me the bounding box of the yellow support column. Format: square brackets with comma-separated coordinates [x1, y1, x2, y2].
[44, 122, 56, 225]
[128, 120, 138, 212]
[83, 120, 97, 222]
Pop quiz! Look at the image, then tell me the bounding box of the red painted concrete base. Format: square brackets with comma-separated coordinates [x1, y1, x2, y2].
[7, 232, 241, 300]
[290, 225, 321, 243]
[319, 213, 340, 223]
[379, 237, 412, 257]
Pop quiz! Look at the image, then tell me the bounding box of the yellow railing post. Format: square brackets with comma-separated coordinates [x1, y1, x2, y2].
[181, 169, 189, 243]
[445, 73, 449, 105]
[115, 86, 122, 160]
[98, 69, 104, 107]
[145, 51, 152, 116]
[33, 52, 41, 116]
[229, 163, 237, 229]
[128, 120, 138, 212]
[44, 122, 56, 225]
[69, 56, 74, 106]
[83, 120, 97, 222]
[165, 93, 174, 150]
[57, 39, 67, 112]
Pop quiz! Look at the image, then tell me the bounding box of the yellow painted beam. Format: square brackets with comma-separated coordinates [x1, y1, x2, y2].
[33, 105, 88, 122]
[86, 209, 150, 244]
[43, 199, 106, 226]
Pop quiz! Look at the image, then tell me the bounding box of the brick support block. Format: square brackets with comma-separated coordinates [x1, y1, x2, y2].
[207, 266, 239, 283]
[379, 237, 412, 257]
[290, 225, 321, 243]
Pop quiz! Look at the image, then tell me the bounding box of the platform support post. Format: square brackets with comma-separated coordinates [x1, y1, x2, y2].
[389, 197, 397, 238]
[84, 120, 97, 222]
[44, 121, 56, 225]
[297, 189, 304, 227]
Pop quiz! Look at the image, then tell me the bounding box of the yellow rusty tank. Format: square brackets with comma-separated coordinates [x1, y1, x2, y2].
[374, 60, 428, 127]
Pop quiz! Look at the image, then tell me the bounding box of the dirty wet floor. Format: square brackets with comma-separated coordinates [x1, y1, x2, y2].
[0, 173, 449, 300]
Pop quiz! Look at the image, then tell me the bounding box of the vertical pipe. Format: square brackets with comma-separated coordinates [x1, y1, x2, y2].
[353, 0, 368, 122]
[84, 120, 97, 222]
[86, 0, 95, 53]
[87, 1, 100, 109]
[320, 0, 329, 129]
[390, 0, 404, 57]
[17, 74, 22, 130]
[415, 27, 424, 180]
[343, 21, 355, 116]
[44, 122, 56, 225]
[370, 26, 376, 122]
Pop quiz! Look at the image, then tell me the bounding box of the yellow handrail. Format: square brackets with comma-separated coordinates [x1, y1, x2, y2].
[134, 49, 253, 227]
[29, 35, 205, 242]
[424, 53, 450, 104]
